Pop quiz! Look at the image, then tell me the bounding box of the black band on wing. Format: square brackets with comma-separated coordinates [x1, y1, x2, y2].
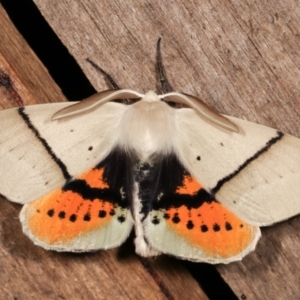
[212, 131, 284, 194]
[62, 179, 127, 207]
[18, 107, 71, 180]
[152, 188, 215, 210]
[63, 148, 133, 209]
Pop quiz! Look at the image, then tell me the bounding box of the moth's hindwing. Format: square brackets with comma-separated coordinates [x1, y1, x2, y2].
[142, 155, 260, 263]
[20, 149, 134, 251]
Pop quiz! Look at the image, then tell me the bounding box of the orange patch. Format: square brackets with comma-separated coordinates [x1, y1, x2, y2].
[176, 175, 202, 195]
[78, 168, 109, 189]
[25, 167, 115, 245]
[165, 202, 256, 258]
[26, 190, 115, 245]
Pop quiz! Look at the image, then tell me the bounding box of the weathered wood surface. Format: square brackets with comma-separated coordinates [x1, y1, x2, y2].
[0, 5, 208, 300]
[2, 0, 300, 298]
[30, 0, 300, 299]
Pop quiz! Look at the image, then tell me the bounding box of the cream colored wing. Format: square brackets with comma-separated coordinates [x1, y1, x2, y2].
[20, 148, 134, 252]
[173, 108, 300, 226]
[0, 101, 126, 204]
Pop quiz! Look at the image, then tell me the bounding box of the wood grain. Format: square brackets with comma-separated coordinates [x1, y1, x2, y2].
[30, 0, 300, 299]
[0, 5, 66, 109]
[0, 4, 208, 300]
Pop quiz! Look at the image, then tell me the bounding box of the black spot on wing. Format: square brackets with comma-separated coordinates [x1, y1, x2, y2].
[163, 213, 170, 219]
[213, 223, 221, 232]
[186, 220, 194, 229]
[225, 222, 232, 231]
[118, 215, 126, 223]
[58, 211, 66, 219]
[83, 213, 91, 221]
[47, 209, 54, 217]
[201, 224, 208, 232]
[172, 213, 180, 224]
[69, 214, 77, 222]
[99, 210, 107, 218]
[152, 216, 160, 225]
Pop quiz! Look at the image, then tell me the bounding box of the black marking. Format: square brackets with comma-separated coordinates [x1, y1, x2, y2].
[201, 224, 208, 232]
[196, 156, 201, 161]
[163, 213, 170, 219]
[186, 220, 194, 230]
[62, 148, 132, 209]
[152, 216, 160, 225]
[136, 153, 218, 224]
[109, 209, 116, 216]
[88, 146, 93, 151]
[240, 224, 244, 228]
[118, 215, 126, 223]
[18, 107, 71, 180]
[58, 211, 66, 219]
[83, 213, 91, 221]
[47, 209, 54, 217]
[212, 131, 284, 194]
[213, 223, 221, 232]
[172, 213, 181, 224]
[225, 222, 232, 231]
[99, 210, 107, 218]
[69, 214, 77, 222]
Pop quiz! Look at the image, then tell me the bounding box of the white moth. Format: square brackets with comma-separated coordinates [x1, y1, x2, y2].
[1, 86, 300, 264]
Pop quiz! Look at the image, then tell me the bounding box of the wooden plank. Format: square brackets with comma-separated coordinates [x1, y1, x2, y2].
[0, 6, 66, 109]
[30, 0, 300, 299]
[0, 4, 208, 300]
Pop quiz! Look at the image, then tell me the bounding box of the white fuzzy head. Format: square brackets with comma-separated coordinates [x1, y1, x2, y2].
[117, 91, 176, 159]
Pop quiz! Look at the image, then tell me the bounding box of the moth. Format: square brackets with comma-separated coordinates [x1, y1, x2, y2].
[1, 40, 300, 264]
